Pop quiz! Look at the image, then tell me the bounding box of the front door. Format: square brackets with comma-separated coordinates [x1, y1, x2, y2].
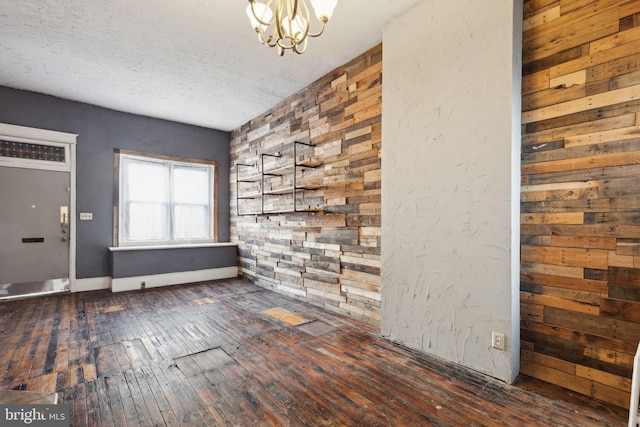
[0, 167, 70, 295]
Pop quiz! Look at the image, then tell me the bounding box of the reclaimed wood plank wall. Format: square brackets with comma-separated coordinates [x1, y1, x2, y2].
[521, 0, 640, 409]
[229, 45, 382, 325]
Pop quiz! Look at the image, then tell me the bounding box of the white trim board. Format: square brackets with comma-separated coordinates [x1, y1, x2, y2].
[108, 242, 237, 252]
[0, 123, 77, 172]
[111, 267, 238, 293]
[0, 123, 77, 144]
[74, 277, 112, 293]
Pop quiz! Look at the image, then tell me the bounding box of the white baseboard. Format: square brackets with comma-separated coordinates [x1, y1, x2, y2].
[73, 277, 111, 293]
[111, 267, 238, 293]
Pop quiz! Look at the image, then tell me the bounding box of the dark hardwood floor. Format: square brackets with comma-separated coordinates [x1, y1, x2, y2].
[0, 279, 628, 426]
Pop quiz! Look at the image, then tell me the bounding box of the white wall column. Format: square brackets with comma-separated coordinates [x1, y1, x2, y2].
[381, 0, 523, 382]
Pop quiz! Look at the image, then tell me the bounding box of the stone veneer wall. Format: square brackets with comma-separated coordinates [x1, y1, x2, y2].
[230, 45, 382, 325]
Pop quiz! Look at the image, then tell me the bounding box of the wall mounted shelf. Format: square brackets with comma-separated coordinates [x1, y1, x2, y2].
[235, 163, 262, 215]
[236, 141, 323, 215]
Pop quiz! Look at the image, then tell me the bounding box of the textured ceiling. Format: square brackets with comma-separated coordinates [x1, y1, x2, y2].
[0, 0, 422, 132]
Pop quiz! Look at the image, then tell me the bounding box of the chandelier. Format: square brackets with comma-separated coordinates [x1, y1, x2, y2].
[246, 0, 338, 56]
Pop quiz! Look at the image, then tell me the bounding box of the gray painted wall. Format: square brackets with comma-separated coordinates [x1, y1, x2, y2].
[381, 0, 522, 383]
[0, 86, 231, 280]
[111, 247, 237, 278]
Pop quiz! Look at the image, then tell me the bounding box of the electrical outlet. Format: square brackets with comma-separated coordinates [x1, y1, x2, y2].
[492, 332, 506, 351]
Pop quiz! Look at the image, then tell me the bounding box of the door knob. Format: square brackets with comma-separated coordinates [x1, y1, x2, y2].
[61, 237, 68, 242]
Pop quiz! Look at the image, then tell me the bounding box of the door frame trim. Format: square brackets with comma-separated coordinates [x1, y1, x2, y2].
[0, 123, 78, 292]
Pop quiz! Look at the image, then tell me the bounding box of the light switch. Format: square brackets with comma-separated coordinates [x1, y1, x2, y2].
[79, 212, 93, 220]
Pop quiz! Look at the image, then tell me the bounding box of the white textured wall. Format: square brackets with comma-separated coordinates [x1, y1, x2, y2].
[381, 0, 522, 382]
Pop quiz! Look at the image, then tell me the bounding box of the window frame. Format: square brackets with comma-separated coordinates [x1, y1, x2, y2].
[114, 149, 218, 247]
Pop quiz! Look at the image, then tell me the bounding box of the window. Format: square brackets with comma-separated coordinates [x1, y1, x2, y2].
[115, 150, 217, 246]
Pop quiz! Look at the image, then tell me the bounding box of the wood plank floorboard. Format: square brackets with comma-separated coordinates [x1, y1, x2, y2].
[0, 278, 628, 426]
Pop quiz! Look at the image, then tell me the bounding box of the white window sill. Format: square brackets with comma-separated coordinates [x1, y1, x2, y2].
[108, 242, 237, 252]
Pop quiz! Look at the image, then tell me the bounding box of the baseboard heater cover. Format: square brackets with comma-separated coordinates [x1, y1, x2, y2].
[111, 267, 238, 293]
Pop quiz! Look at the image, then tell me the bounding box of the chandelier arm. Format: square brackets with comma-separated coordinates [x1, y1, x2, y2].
[254, 27, 275, 47]
[261, 32, 279, 47]
[293, 37, 308, 54]
[296, 0, 311, 44]
[275, 0, 286, 42]
[277, 34, 297, 50]
[249, 0, 276, 27]
[307, 17, 327, 38]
